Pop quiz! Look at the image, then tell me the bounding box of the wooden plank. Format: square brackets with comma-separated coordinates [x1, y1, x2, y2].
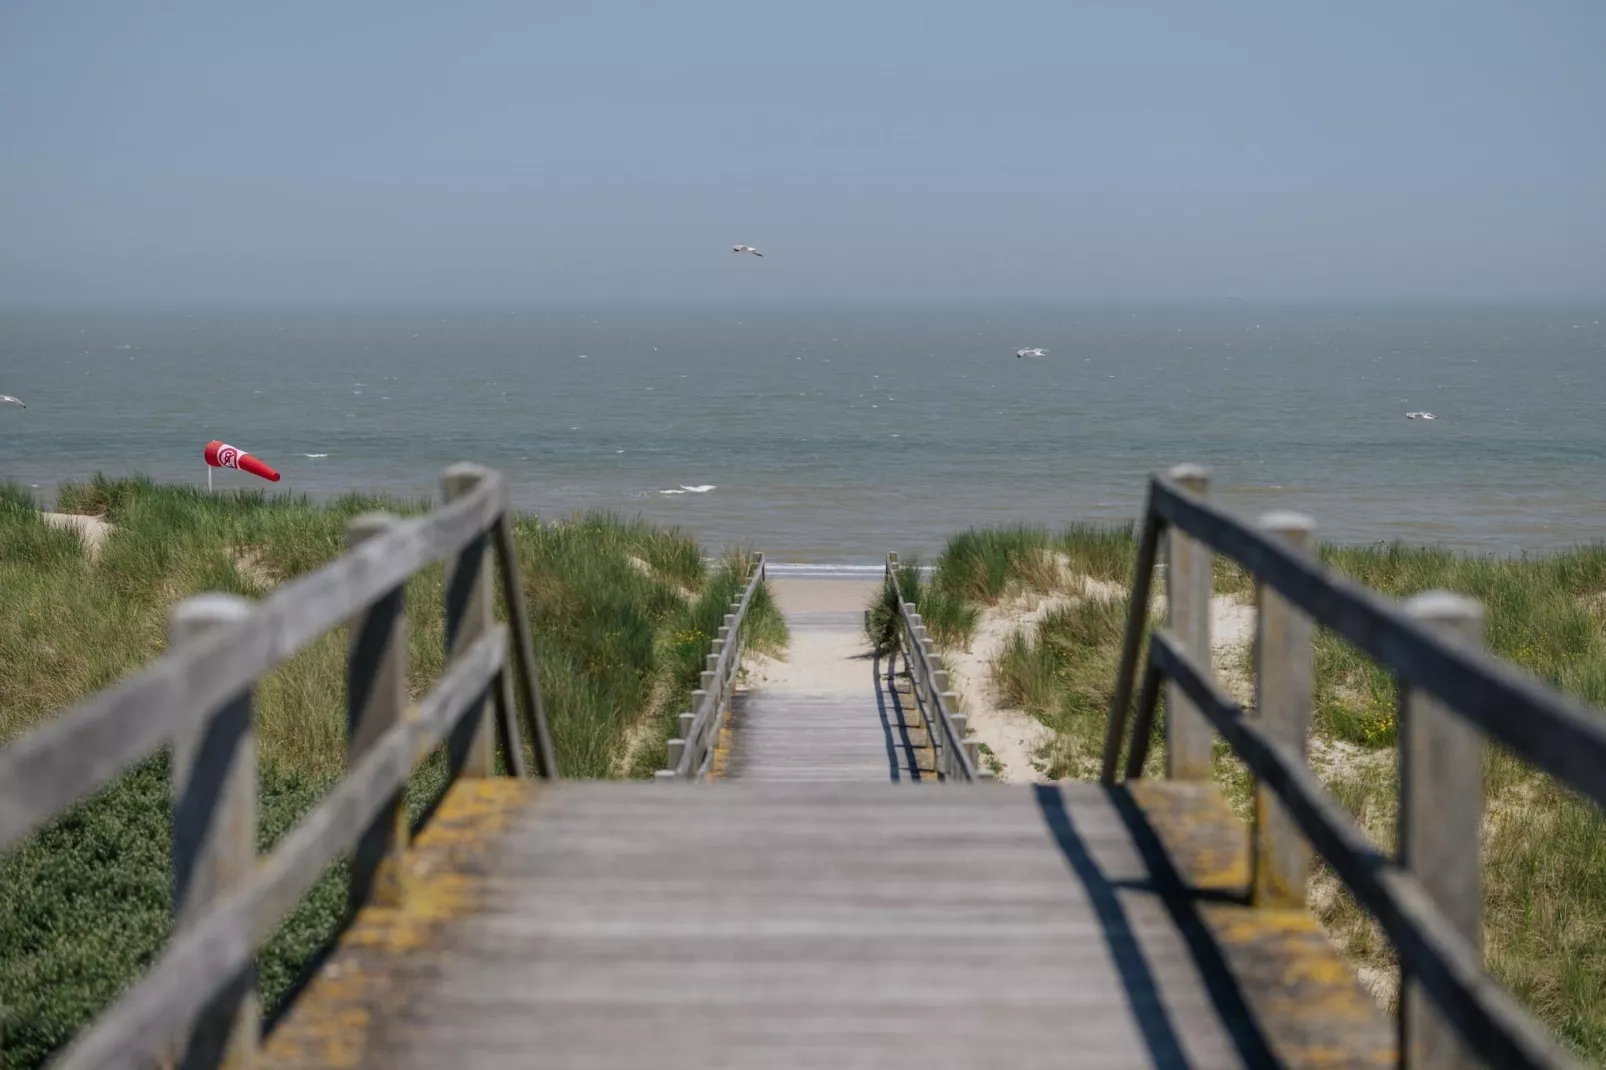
[1148, 628, 1582, 1070]
[259, 780, 1396, 1069]
[0, 467, 507, 852]
[168, 595, 259, 1070]
[1251, 511, 1314, 908]
[50, 628, 509, 1070]
[492, 668, 530, 780]
[346, 512, 411, 911]
[1150, 473, 1606, 814]
[1101, 508, 1161, 783]
[1122, 661, 1163, 779]
[1399, 592, 1486, 1070]
[444, 464, 498, 779]
[722, 595, 916, 781]
[494, 512, 558, 778]
[1163, 464, 1214, 779]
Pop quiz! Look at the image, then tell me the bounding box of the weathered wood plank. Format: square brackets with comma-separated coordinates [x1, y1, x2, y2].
[1149, 628, 1582, 1070]
[1149, 473, 1606, 814]
[494, 511, 557, 778]
[722, 593, 917, 782]
[1163, 464, 1214, 779]
[0, 468, 507, 852]
[168, 595, 259, 1070]
[1251, 511, 1314, 909]
[1102, 509, 1161, 782]
[1399, 592, 1486, 1070]
[260, 779, 1394, 1070]
[51, 629, 509, 1070]
[347, 512, 411, 911]
[444, 464, 498, 779]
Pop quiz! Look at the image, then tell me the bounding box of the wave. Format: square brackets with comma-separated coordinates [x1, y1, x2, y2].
[300, 453, 330, 458]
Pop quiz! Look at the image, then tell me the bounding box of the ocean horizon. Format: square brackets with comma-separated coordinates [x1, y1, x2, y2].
[3, 303, 1604, 562]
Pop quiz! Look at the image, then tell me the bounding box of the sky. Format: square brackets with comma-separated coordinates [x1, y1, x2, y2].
[2, 1, 1603, 306]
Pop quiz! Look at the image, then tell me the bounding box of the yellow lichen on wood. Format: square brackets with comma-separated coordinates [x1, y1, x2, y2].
[259, 779, 536, 1069]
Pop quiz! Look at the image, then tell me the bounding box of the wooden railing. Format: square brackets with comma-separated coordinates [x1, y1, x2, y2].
[1102, 464, 1606, 1070]
[656, 554, 766, 781]
[0, 463, 555, 1070]
[884, 553, 986, 782]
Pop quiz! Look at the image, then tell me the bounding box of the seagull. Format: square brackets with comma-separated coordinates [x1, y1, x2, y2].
[0, 395, 24, 408]
[1406, 411, 1437, 420]
[732, 245, 764, 257]
[1016, 347, 1047, 359]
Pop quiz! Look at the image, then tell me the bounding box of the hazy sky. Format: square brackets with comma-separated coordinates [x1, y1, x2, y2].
[3, 1, 1603, 305]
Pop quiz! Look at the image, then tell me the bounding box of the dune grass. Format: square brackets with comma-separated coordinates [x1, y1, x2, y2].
[888, 520, 1606, 1064]
[0, 477, 785, 1068]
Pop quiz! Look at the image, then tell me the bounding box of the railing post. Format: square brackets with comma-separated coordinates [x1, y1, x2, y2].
[443, 464, 497, 778]
[493, 512, 558, 778]
[931, 667, 950, 773]
[1399, 592, 1485, 1070]
[1165, 464, 1214, 779]
[346, 512, 410, 911]
[1251, 512, 1315, 908]
[169, 594, 258, 1070]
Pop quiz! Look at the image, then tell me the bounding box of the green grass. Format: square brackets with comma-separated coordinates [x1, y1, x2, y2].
[991, 594, 1145, 780]
[903, 521, 1606, 1064]
[0, 477, 785, 1068]
[864, 555, 981, 655]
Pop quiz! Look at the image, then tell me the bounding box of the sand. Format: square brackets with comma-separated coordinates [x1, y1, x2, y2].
[941, 575, 1260, 784]
[742, 579, 880, 694]
[42, 512, 112, 559]
[766, 578, 879, 616]
[944, 596, 1060, 783]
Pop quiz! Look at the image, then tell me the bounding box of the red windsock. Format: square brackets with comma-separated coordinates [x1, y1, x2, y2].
[204, 440, 281, 482]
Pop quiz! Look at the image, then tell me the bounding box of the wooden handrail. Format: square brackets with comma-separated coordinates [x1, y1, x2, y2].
[1141, 630, 1580, 1070]
[51, 628, 511, 1070]
[1146, 474, 1606, 811]
[0, 463, 554, 1069]
[884, 553, 984, 782]
[1101, 464, 1603, 1070]
[0, 468, 509, 851]
[657, 553, 767, 781]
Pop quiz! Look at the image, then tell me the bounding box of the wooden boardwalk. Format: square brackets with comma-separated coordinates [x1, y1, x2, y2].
[23, 464, 1599, 1069]
[719, 581, 924, 782]
[262, 778, 1393, 1069]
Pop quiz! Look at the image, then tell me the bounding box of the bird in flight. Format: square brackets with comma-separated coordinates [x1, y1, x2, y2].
[1016, 347, 1047, 359]
[0, 395, 24, 408]
[1405, 411, 1437, 420]
[732, 245, 764, 257]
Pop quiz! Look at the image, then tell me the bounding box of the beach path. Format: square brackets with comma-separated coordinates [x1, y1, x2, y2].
[719, 578, 925, 781]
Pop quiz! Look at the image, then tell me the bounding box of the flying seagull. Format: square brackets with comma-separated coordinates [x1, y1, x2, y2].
[1016, 347, 1047, 359]
[1405, 411, 1437, 420]
[0, 395, 24, 408]
[732, 245, 764, 257]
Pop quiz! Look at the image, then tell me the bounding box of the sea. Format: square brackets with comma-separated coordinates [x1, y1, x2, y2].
[3, 305, 1604, 573]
